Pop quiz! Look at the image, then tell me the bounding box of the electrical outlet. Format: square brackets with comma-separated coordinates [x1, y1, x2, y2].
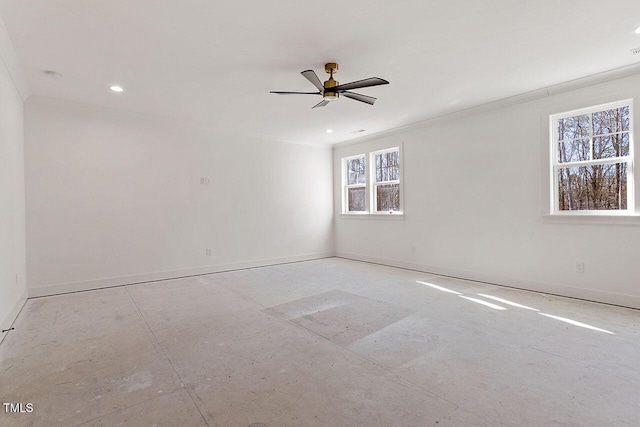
[205, 248, 212, 256]
[200, 177, 211, 185]
[411, 245, 417, 254]
[575, 262, 584, 273]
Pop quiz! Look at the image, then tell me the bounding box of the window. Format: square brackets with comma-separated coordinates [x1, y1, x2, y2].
[344, 154, 366, 212]
[550, 100, 634, 214]
[341, 146, 402, 215]
[373, 148, 401, 213]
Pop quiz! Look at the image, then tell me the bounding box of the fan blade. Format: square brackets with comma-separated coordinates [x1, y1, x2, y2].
[301, 70, 324, 92]
[312, 100, 330, 109]
[343, 91, 377, 105]
[270, 91, 321, 95]
[332, 77, 389, 92]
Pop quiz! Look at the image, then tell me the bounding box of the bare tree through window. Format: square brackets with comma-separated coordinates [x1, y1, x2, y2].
[342, 147, 402, 215]
[345, 155, 366, 212]
[554, 102, 632, 212]
[374, 149, 400, 212]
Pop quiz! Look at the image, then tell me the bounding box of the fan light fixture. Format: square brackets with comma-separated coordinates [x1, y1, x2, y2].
[270, 63, 389, 109]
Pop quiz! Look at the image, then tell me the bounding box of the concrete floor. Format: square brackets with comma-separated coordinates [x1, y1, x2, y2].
[1, 258, 640, 427]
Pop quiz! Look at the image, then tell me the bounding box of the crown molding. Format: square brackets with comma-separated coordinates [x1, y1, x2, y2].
[334, 62, 640, 150]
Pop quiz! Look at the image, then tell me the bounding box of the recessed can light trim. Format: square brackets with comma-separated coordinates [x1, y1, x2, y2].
[110, 85, 124, 92]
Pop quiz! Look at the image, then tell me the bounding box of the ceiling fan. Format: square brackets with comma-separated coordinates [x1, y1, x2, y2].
[271, 62, 389, 109]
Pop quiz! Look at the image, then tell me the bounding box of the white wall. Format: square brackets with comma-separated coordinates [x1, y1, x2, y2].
[25, 98, 334, 296]
[0, 26, 27, 342]
[334, 73, 640, 309]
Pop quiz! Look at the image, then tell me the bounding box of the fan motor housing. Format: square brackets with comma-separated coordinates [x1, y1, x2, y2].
[323, 86, 339, 100]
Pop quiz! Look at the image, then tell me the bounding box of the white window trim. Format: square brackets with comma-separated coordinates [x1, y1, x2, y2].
[549, 99, 636, 216]
[340, 145, 404, 217]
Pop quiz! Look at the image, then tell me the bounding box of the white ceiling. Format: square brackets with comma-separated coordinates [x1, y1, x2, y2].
[1, 0, 639, 145]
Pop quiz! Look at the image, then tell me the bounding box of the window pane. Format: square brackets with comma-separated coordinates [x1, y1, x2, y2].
[593, 133, 629, 159]
[348, 187, 366, 211]
[376, 184, 400, 212]
[592, 106, 629, 136]
[557, 114, 590, 141]
[347, 157, 365, 185]
[557, 163, 627, 211]
[558, 138, 590, 163]
[375, 150, 399, 182]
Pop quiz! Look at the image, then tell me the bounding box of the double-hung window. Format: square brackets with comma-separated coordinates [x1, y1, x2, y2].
[550, 100, 634, 214]
[344, 155, 367, 212]
[373, 148, 401, 213]
[341, 146, 402, 215]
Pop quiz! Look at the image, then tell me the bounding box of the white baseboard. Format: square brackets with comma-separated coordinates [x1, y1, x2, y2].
[26, 250, 640, 310]
[28, 252, 335, 298]
[0, 286, 28, 345]
[336, 251, 640, 310]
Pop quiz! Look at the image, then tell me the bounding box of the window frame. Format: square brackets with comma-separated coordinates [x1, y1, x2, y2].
[340, 146, 403, 216]
[342, 153, 368, 214]
[370, 147, 403, 215]
[549, 99, 635, 216]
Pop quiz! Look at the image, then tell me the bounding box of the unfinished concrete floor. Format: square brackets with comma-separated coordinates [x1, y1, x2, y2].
[1, 258, 640, 426]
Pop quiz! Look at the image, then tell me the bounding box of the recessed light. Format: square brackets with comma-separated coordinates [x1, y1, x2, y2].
[326, 129, 333, 134]
[110, 85, 124, 92]
[635, 26, 640, 34]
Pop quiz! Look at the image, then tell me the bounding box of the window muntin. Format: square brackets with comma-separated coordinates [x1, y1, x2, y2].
[551, 101, 634, 214]
[344, 155, 367, 212]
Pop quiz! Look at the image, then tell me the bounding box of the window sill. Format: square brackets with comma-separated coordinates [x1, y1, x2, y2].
[339, 213, 405, 220]
[541, 213, 640, 226]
